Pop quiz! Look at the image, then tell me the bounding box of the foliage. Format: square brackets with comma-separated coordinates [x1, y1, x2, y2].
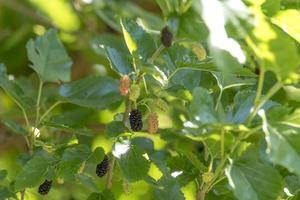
[0, 0, 300, 200]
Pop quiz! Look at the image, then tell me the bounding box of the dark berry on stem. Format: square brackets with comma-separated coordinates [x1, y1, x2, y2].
[38, 180, 52, 195]
[161, 26, 173, 47]
[96, 155, 109, 177]
[129, 109, 143, 131]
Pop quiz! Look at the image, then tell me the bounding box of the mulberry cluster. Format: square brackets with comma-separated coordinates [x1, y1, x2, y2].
[161, 26, 173, 47]
[119, 75, 131, 96]
[96, 155, 109, 177]
[129, 109, 143, 131]
[38, 180, 52, 195]
[147, 112, 159, 134]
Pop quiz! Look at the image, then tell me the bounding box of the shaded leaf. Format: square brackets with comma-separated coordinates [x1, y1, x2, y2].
[225, 146, 283, 200]
[15, 151, 56, 191]
[57, 144, 91, 180]
[0, 64, 34, 108]
[59, 75, 121, 109]
[26, 29, 72, 83]
[118, 145, 150, 182]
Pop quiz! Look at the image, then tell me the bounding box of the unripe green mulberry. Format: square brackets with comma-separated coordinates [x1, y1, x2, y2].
[149, 99, 169, 112]
[38, 180, 52, 195]
[191, 43, 206, 60]
[147, 112, 159, 134]
[129, 84, 140, 101]
[129, 109, 143, 131]
[202, 172, 214, 183]
[96, 155, 109, 177]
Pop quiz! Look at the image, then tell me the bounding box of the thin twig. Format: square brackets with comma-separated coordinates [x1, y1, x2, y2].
[20, 189, 25, 200]
[106, 98, 132, 189]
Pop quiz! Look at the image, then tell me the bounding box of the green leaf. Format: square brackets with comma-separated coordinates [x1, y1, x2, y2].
[225, 146, 283, 200]
[0, 187, 16, 200]
[120, 19, 156, 63]
[87, 190, 115, 200]
[87, 147, 105, 164]
[212, 73, 256, 90]
[166, 154, 199, 186]
[57, 144, 91, 180]
[26, 29, 72, 83]
[59, 75, 121, 109]
[246, 10, 300, 82]
[15, 151, 56, 191]
[0, 170, 7, 180]
[105, 47, 132, 75]
[271, 9, 300, 43]
[118, 145, 150, 182]
[105, 121, 126, 138]
[42, 121, 94, 136]
[285, 175, 300, 195]
[0, 64, 34, 108]
[263, 124, 300, 176]
[189, 87, 218, 124]
[91, 34, 128, 56]
[77, 174, 98, 192]
[261, 0, 281, 16]
[154, 181, 185, 200]
[1, 119, 28, 136]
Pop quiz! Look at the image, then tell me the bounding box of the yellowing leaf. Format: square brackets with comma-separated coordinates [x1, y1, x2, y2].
[271, 9, 300, 43]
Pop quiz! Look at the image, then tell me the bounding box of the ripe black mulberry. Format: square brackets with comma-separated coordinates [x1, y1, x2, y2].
[161, 26, 173, 47]
[38, 180, 52, 195]
[129, 109, 143, 131]
[96, 155, 109, 177]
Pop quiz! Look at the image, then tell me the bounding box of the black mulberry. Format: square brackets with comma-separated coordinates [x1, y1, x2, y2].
[96, 155, 109, 177]
[38, 180, 52, 195]
[129, 109, 143, 131]
[161, 26, 173, 47]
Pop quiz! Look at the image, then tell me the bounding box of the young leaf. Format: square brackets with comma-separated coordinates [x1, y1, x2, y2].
[59, 75, 121, 109]
[14, 151, 56, 191]
[120, 19, 156, 63]
[118, 145, 150, 182]
[26, 29, 72, 83]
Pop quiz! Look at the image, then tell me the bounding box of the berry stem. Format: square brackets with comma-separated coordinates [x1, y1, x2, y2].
[106, 156, 116, 189]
